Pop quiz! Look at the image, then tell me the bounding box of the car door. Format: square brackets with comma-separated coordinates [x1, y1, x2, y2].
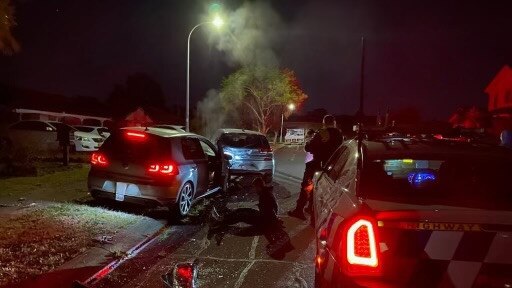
[198, 138, 220, 189]
[181, 137, 209, 196]
[314, 146, 347, 226]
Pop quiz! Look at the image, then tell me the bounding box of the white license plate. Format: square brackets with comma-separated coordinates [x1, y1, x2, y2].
[115, 182, 128, 201]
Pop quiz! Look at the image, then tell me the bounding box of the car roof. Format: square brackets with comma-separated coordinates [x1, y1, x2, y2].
[217, 128, 263, 136]
[360, 139, 512, 161]
[121, 127, 199, 138]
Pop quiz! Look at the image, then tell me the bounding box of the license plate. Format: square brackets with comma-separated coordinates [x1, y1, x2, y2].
[115, 182, 128, 201]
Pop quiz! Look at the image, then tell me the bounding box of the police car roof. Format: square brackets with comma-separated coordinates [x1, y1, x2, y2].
[360, 139, 512, 161]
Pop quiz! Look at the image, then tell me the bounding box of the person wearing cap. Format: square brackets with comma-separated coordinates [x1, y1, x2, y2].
[288, 115, 344, 221]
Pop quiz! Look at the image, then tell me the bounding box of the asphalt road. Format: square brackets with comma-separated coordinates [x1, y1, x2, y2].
[93, 145, 315, 288]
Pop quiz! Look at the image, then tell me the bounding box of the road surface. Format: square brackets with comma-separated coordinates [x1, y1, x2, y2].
[93, 145, 315, 288]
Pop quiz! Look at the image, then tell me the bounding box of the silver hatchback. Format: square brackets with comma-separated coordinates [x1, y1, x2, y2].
[88, 127, 229, 217]
[212, 129, 274, 184]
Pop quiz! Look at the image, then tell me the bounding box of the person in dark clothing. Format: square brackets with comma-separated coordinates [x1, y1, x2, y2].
[208, 177, 294, 259]
[211, 177, 279, 226]
[56, 123, 72, 166]
[288, 115, 344, 221]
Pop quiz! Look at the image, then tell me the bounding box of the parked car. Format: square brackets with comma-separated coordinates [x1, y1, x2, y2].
[74, 125, 111, 138]
[8, 120, 104, 153]
[313, 136, 512, 288]
[212, 129, 274, 184]
[48, 122, 104, 152]
[87, 127, 230, 217]
[151, 125, 186, 133]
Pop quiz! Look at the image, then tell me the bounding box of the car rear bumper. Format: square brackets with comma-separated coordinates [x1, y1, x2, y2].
[228, 159, 274, 173]
[73, 140, 100, 151]
[88, 173, 180, 206]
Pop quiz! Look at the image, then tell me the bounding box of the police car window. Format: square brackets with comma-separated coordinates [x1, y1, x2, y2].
[361, 158, 512, 210]
[181, 138, 206, 160]
[324, 146, 347, 180]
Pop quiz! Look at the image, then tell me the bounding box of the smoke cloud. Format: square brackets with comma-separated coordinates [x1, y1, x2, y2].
[212, 2, 283, 67]
[196, 89, 226, 138]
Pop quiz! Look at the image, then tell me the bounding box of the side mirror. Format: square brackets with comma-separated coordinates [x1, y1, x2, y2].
[223, 153, 233, 161]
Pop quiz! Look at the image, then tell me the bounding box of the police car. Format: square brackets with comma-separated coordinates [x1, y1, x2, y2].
[313, 137, 512, 288]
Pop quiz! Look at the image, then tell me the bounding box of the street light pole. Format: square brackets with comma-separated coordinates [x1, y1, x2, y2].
[280, 103, 296, 143]
[280, 113, 284, 143]
[186, 22, 208, 132]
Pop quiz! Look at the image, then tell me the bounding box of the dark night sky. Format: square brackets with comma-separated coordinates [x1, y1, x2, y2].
[1, 0, 511, 120]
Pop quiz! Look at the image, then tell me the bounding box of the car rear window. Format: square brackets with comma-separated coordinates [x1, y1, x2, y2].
[219, 133, 270, 149]
[75, 126, 95, 133]
[100, 131, 172, 162]
[361, 158, 512, 210]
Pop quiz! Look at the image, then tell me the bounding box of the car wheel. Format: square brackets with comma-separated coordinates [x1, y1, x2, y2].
[177, 182, 194, 216]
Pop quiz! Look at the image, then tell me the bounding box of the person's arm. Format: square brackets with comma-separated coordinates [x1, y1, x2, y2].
[304, 132, 321, 152]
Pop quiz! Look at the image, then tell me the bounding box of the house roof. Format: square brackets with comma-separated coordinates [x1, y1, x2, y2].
[485, 65, 512, 95]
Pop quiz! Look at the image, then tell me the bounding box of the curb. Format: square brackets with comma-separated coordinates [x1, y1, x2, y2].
[74, 224, 169, 287]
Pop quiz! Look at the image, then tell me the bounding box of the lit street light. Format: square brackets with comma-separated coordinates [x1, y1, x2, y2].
[186, 15, 224, 132]
[280, 103, 296, 143]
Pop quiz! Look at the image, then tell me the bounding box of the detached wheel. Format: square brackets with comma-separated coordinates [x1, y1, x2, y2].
[170, 182, 194, 218]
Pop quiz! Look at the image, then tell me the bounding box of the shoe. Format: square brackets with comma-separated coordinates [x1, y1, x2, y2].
[287, 209, 307, 220]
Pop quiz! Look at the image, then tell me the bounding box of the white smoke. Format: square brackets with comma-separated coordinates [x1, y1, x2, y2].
[196, 89, 226, 138]
[212, 2, 283, 67]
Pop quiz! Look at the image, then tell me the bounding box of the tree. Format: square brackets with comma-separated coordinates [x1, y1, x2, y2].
[448, 106, 489, 129]
[0, 0, 20, 55]
[106, 72, 166, 118]
[220, 66, 307, 134]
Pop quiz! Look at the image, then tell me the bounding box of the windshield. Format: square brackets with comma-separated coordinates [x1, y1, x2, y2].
[219, 133, 270, 149]
[362, 158, 512, 210]
[100, 131, 172, 162]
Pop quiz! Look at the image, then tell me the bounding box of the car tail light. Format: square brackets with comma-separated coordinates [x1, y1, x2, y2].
[125, 131, 146, 140]
[91, 152, 108, 166]
[341, 216, 381, 276]
[260, 147, 272, 153]
[147, 162, 178, 176]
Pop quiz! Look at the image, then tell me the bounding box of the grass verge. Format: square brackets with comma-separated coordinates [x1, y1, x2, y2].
[0, 164, 90, 203]
[0, 202, 145, 286]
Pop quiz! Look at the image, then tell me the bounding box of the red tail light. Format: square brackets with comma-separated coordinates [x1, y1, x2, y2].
[260, 147, 273, 153]
[342, 216, 381, 275]
[147, 162, 178, 176]
[91, 152, 108, 166]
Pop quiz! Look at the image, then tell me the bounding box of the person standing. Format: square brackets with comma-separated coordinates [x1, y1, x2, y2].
[57, 123, 71, 166]
[288, 115, 343, 220]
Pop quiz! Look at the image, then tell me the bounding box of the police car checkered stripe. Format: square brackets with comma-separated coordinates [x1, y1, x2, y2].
[321, 217, 512, 287]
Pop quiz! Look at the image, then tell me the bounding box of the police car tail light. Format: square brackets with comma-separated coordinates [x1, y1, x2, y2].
[342, 217, 381, 275]
[147, 162, 178, 176]
[91, 152, 109, 166]
[347, 219, 378, 267]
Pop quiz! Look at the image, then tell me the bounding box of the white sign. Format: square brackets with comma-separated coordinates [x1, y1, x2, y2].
[285, 128, 305, 143]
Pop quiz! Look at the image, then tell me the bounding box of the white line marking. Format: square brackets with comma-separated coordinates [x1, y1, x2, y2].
[249, 236, 259, 259]
[234, 261, 255, 288]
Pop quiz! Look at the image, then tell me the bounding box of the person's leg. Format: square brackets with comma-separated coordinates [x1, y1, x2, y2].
[288, 162, 315, 219]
